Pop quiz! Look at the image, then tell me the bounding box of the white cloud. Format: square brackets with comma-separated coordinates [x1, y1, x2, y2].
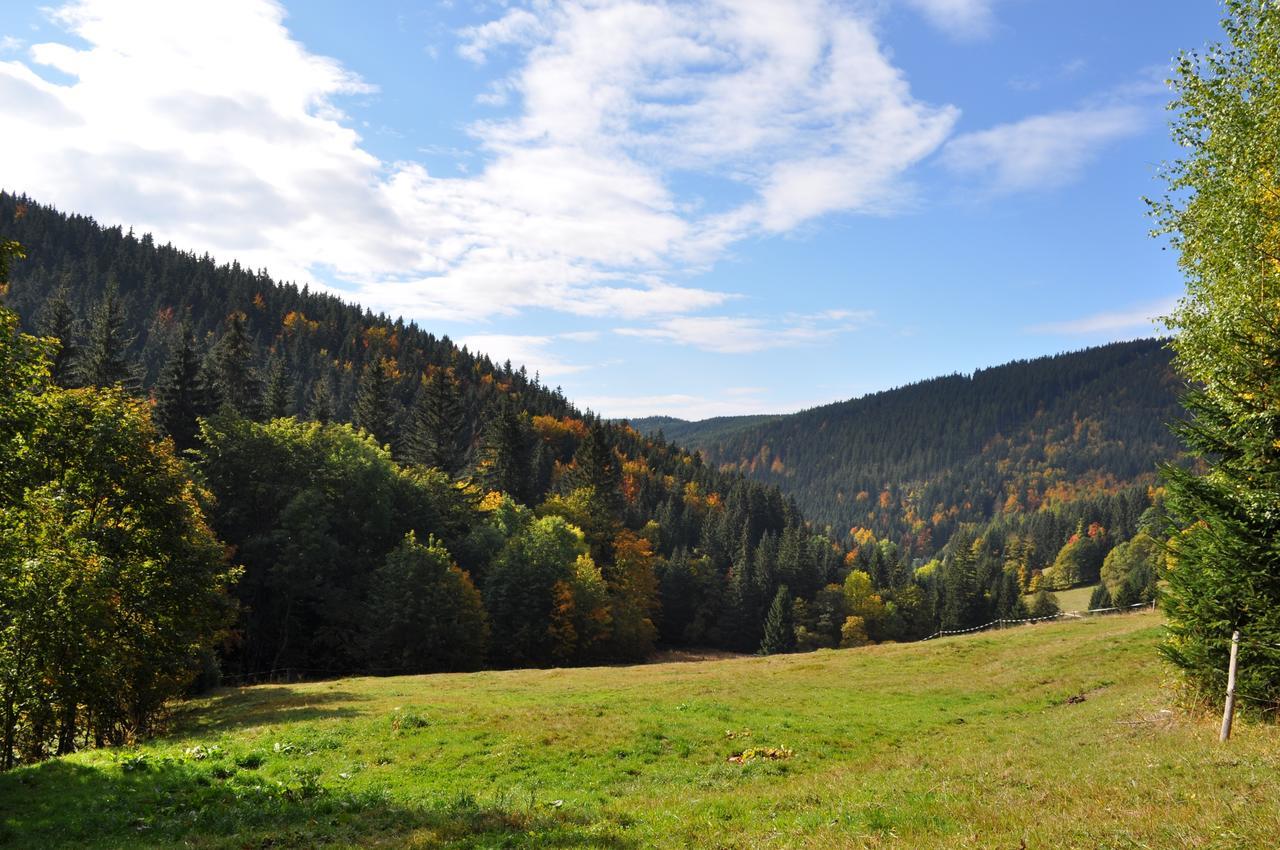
[941, 105, 1145, 192]
[578, 391, 773, 420]
[616, 310, 872, 354]
[458, 331, 597, 378]
[0, 0, 953, 326]
[1025, 297, 1175, 336]
[902, 0, 997, 40]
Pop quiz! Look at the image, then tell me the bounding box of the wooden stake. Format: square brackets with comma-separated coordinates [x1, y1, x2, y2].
[1219, 629, 1240, 742]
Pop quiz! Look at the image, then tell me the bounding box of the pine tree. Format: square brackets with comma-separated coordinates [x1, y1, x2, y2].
[75, 281, 138, 390]
[403, 368, 463, 472]
[154, 323, 212, 451]
[308, 373, 335, 424]
[760, 585, 796, 655]
[1152, 0, 1280, 704]
[212, 312, 261, 419]
[354, 357, 394, 445]
[573, 421, 622, 513]
[37, 284, 79, 387]
[262, 354, 293, 419]
[476, 394, 533, 500]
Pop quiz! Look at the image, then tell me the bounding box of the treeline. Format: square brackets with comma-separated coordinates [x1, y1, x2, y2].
[0, 195, 841, 673]
[636, 339, 1184, 569]
[0, 196, 1174, 766]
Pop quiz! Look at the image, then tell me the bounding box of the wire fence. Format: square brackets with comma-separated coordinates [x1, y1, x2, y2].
[920, 600, 1155, 642]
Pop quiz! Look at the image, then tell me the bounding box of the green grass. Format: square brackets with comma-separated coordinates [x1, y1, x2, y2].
[3, 611, 1278, 849]
[1032, 583, 1100, 613]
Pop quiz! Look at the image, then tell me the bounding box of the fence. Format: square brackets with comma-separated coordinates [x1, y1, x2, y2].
[920, 600, 1155, 642]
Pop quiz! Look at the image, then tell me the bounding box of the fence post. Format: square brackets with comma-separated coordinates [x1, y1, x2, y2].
[1219, 630, 1240, 742]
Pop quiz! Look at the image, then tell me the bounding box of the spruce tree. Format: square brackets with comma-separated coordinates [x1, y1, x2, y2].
[573, 421, 622, 513]
[75, 281, 138, 390]
[37, 284, 79, 387]
[354, 357, 394, 446]
[1152, 0, 1280, 704]
[308, 373, 335, 424]
[760, 585, 796, 655]
[403, 368, 463, 472]
[476, 394, 533, 501]
[212, 312, 261, 419]
[154, 323, 212, 451]
[262, 354, 293, 419]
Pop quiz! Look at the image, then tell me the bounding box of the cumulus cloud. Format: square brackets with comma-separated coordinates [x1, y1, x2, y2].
[941, 105, 1145, 192]
[0, 0, 953, 327]
[457, 332, 593, 378]
[615, 309, 873, 354]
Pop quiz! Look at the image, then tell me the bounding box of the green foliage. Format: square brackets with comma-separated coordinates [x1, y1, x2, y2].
[211, 312, 261, 419]
[402, 368, 464, 473]
[74, 281, 139, 390]
[365, 533, 488, 673]
[194, 416, 478, 677]
[1028, 589, 1060, 620]
[1151, 0, 1280, 704]
[759, 586, 796, 655]
[354, 357, 394, 446]
[1098, 532, 1161, 606]
[0, 308, 235, 767]
[1041, 524, 1109, 590]
[153, 323, 214, 451]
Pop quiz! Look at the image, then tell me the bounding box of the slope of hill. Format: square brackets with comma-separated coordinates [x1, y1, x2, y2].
[636, 341, 1184, 562]
[4, 611, 1277, 849]
[628, 413, 779, 446]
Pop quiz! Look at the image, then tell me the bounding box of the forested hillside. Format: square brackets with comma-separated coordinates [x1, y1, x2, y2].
[636, 341, 1184, 571]
[0, 194, 1178, 766]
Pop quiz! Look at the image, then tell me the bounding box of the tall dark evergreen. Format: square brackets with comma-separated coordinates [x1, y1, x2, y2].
[403, 368, 464, 472]
[477, 394, 534, 501]
[262, 354, 293, 419]
[308, 373, 335, 424]
[75, 280, 137, 390]
[153, 323, 212, 451]
[354, 356, 394, 445]
[573, 421, 623, 513]
[760, 585, 796, 655]
[36, 284, 78, 387]
[212, 312, 261, 419]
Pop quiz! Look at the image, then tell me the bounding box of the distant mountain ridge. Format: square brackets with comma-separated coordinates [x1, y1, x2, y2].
[633, 339, 1184, 560]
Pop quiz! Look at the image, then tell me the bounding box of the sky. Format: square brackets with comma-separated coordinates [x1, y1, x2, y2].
[0, 0, 1224, 419]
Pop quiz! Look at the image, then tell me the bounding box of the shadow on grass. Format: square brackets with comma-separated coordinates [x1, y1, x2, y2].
[0, 757, 638, 849]
[172, 686, 369, 734]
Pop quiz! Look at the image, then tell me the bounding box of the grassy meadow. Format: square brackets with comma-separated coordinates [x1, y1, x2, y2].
[3, 611, 1277, 849]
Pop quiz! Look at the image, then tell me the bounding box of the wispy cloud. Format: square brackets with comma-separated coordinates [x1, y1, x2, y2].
[458, 331, 600, 378]
[941, 105, 1145, 192]
[902, 0, 998, 41]
[0, 0, 956, 326]
[1025, 297, 1175, 336]
[616, 309, 873, 354]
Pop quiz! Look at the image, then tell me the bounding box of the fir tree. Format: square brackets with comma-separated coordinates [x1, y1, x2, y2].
[154, 323, 212, 451]
[1152, 0, 1280, 704]
[75, 281, 138, 390]
[354, 357, 394, 446]
[262, 354, 293, 419]
[308, 373, 335, 424]
[573, 421, 622, 513]
[37, 283, 79, 387]
[476, 394, 533, 500]
[403, 368, 463, 472]
[212, 312, 261, 419]
[760, 585, 796, 655]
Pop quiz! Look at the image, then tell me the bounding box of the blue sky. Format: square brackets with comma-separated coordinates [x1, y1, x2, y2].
[0, 0, 1222, 418]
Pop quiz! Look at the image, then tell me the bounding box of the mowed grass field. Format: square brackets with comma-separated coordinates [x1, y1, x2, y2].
[3, 612, 1278, 849]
